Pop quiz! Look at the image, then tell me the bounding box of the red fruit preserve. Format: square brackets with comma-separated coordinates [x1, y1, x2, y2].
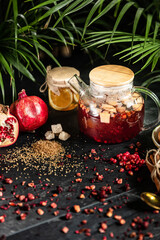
[78, 100, 144, 143]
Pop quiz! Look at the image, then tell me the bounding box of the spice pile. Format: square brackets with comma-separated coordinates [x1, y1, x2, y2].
[1, 139, 66, 177]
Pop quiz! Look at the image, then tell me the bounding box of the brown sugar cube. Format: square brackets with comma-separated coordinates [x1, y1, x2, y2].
[107, 100, 117, 106]
[51, 124, 63, 134]
[132, 103, 143, 111]
[45, 131, 55, 140]
[132, 92, 140, 99]
[100, 111, 110, 123]
[108, 108, 117, 113]
[117, 106, 126, 113]
[58, 131, 71, 141]
[101, 104, 115, 110]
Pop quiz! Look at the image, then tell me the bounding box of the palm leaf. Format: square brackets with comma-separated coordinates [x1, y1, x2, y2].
[0, 53, 15, 80]
[0, 72, 5, 103]
[144, 14, 153, 46]
[153, 21, 160, 43]
[105, 1, 135, 56]
[131, 8, 144, 49]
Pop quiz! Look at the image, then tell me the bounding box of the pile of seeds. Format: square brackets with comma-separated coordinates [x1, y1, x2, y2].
[32, 140, 65, 158]
[1, 140, 66, 177]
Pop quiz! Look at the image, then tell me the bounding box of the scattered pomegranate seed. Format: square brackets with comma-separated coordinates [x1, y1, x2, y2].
[19, 195, 25, 201]
[5, 178, 13, 184]
[61, 226, 69, 233]
[116, 178, 123, 184]
[20, 213, 27, 220]
[73, 205, 81, 213]
[79, 193, 85, 199]
[130, 232, 137, 238]
[81, 220, 87, 225]
[106, 208, 113, 217]
[76, 173, 81, 177]
[101, 222, 108, 230]
[114, 215, 122, 220]
[53, 210, 59, 216]
[128, 170, 133, 176]
[0, 216, 5, 223]
[27, 193, 35, 201]
[65, 212, 72, 220]
[21, 181, 26, 186]
[50, 202, 57, 209]
[37, 208, 44, 216]
[110, 232, 114, 238]
[28, 182, 35, 188]
[75, 178, 82, 182]
[119, 218, 126, 225]
[40, 201, 47, 206]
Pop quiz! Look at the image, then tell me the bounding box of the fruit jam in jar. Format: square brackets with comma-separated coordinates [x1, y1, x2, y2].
[78, 65, 145, 143]
[45, 66, 80, 111]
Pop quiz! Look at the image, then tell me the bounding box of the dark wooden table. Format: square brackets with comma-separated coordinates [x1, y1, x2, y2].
[0, 50, 160, 240]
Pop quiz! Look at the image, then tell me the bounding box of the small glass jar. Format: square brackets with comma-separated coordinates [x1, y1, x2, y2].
[46, 66, 80, 111]
[69, 65, 160, 143]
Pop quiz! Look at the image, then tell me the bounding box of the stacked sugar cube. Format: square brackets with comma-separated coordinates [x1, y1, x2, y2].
[45, 124, 70, 141]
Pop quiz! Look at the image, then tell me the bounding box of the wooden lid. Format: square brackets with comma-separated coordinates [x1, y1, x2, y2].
[89, 65, 134, 87]
[47, 66, 80, 82]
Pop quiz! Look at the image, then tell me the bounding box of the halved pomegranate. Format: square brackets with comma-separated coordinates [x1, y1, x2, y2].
[0, 105, 19, 147]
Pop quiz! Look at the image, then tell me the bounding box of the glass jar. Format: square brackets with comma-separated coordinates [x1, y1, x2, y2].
[69, 65, 160, 143]
[45, 66, 80, 111]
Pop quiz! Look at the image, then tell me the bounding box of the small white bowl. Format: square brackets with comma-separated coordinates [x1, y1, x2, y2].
[152, 125, 160, 148]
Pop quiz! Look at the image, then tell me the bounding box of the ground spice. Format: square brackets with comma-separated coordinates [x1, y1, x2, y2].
[1, 139, 83, 179]
[32, 140, 64, 159]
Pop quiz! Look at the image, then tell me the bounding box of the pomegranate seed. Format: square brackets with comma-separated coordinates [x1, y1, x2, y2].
[79, 193, 85, 199]
[28, 182, 35, 188]
[5, 178, 13, 184]
[76, 173, 81, 177]
[53, 210, 59, 216]
[114, 215, 122, 220]
[19, 195, 25, 201]
[0, 215, 5, 223]
[65, 212, 72, 220]
[101, 222, 108, 230]
[20, 213, 27, 220]
[110, 232, 114, 238]
[50, 202, 57, 209]
[128, 170, 133, 176]
[99, 228, 105, 233]
[106, 208, 113, 217]
[61, 226, 69, 234]
[73, 205, 81, 213]
[119, 218, 126, 225]
[27, 193, 35, 201]
[37, 208, 44, 215]
[130, 232, 137, 238]
[81, 220, 87, 225]
[40, 201, 47, 206]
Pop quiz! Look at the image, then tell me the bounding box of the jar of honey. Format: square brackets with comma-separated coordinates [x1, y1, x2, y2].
[45, 66, 80, 111]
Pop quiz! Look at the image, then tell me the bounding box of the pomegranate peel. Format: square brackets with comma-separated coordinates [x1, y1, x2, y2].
[10, 89, 48, 132]
[0, 105, 19, 147]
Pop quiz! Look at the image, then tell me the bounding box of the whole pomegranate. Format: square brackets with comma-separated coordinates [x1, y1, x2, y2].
[0, 105, 19, 147]
[10, 89, 48, 132]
